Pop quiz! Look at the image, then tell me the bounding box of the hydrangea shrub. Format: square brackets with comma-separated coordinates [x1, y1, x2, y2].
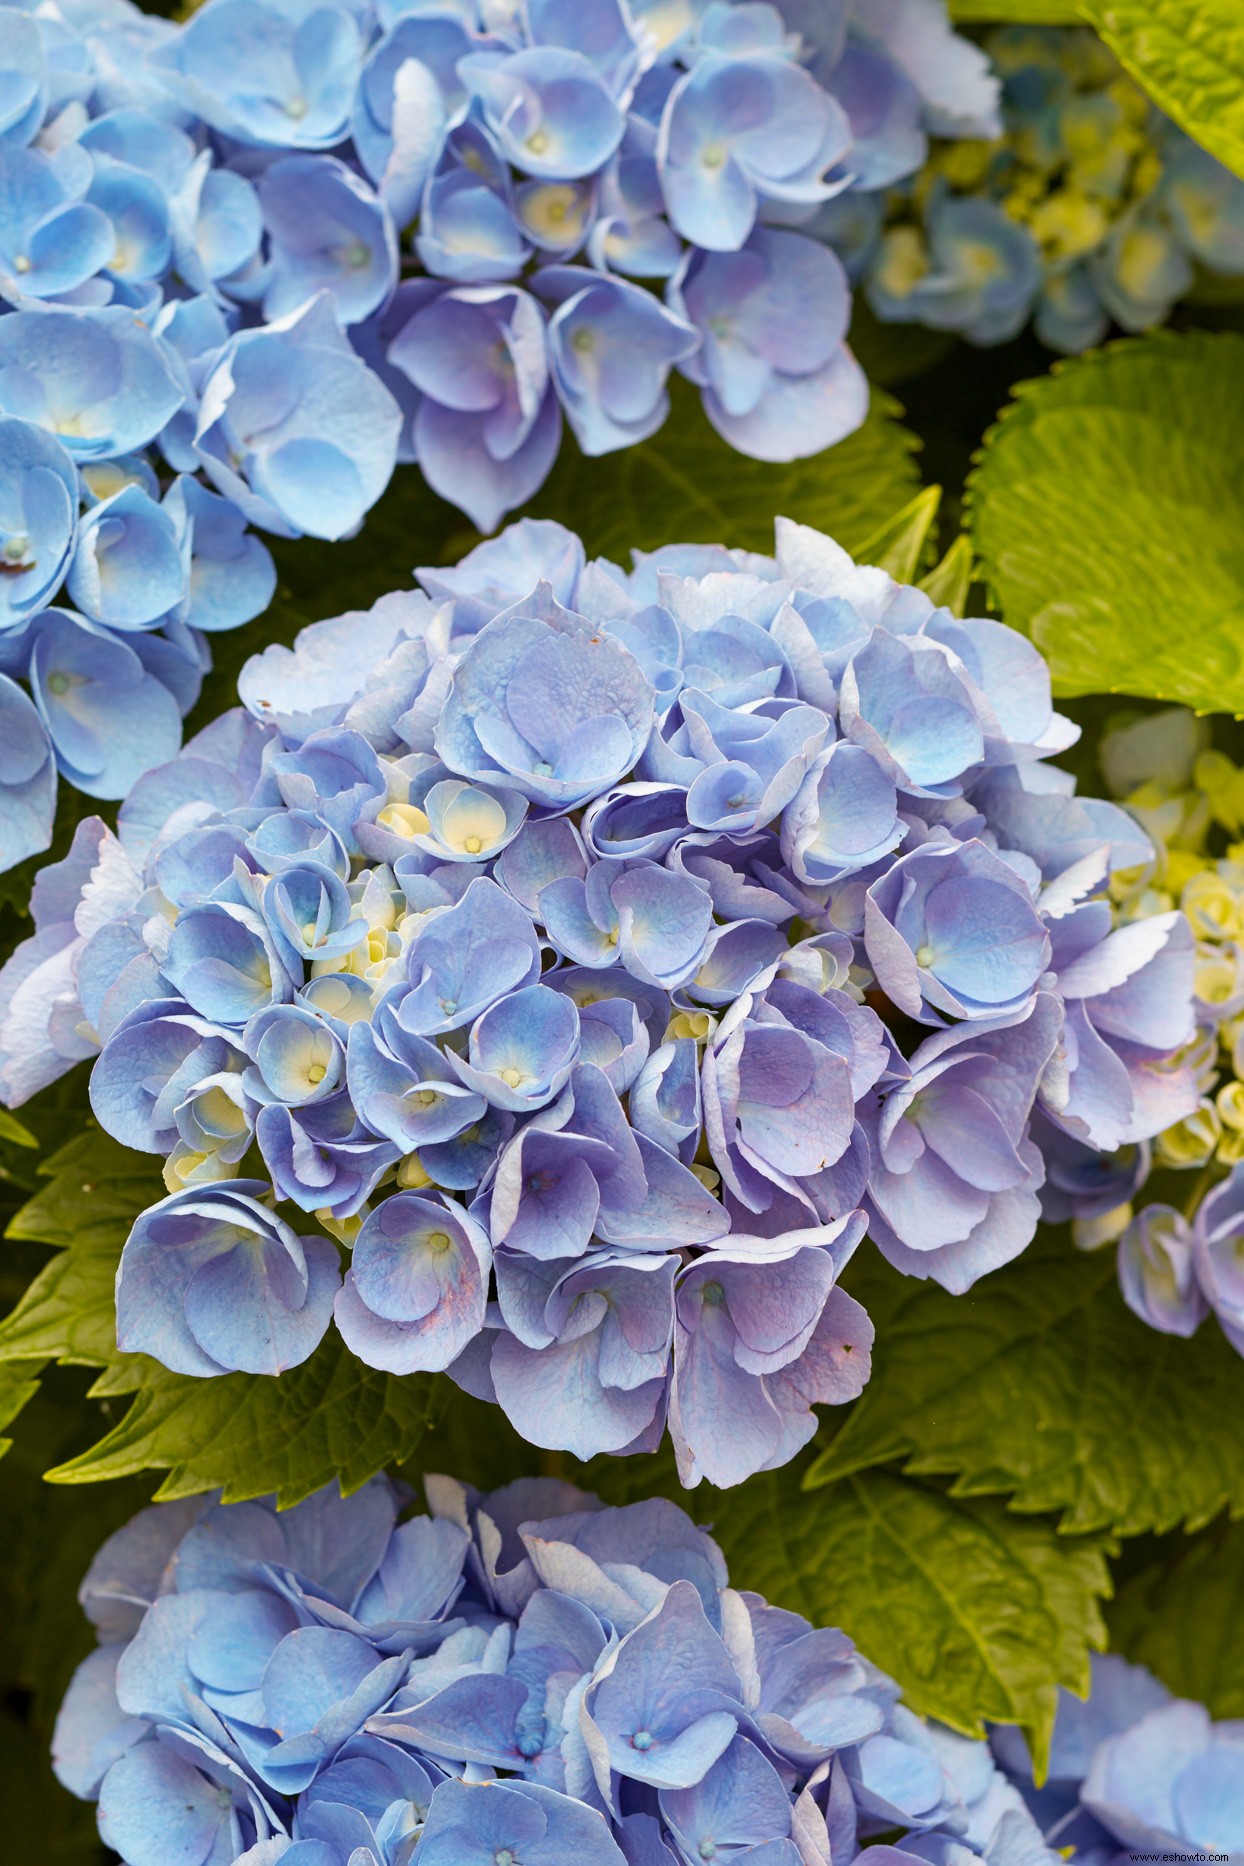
[0, 516, 1196, 1487]
[1, 1, 1243, 1845]
[51, 1473, 1071, 1866]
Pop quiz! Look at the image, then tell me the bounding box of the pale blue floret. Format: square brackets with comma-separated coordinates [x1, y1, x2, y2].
[0, 139, 115, 302]
[259, 155, 399, 328]
[0, 306, 183, 460]
[26, 606, 183, 797]
[194, 294, 403, 542]
[0, 415, 79, 625]
[114, 1178, 341, 1375]
[0, 670, 56, 866]
[67, 483, 184, 628]
[150, 0, 364, 150]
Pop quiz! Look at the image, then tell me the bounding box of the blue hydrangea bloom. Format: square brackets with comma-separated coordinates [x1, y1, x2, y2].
[0, 307, 183, 461]
[1, 516, 1197, 1473]
[387, 283, 561, 535]
[152, 0, 364, 150]
[26, 607, 184, 798]
[993, 1652, 1243, 1863]
[673, 228, 867, 461]
[0, 415, 78, 625]
[0, 0, 1014, 877]
[1192, 1167, 1244, 1356]
[657, 49, 851, 251]
[863, 993, 1064, 1293]
[54, 1475, 1065, 1866]
[115, 1178, 342, 1375]
[864, 840, 1051, 1025]
[258, 155, 398, 328]
[0, 670, 57, 869]
[0, 140, 115, 303]
[194, 295, 402, 542]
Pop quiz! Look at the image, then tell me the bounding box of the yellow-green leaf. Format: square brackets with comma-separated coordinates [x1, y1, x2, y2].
[967, 331, 1244, 709]
[1081, 0, 1244, 182]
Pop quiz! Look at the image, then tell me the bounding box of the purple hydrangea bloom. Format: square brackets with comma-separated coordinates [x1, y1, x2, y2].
[1117, 1204, 1207, 1339]
[54, 1476, 1062, 1866]
[0, 671, 56, 868]
[1042, 904, 1197, 1153]
[863, 992, 1064, 1293]
[435, 586, 654, 810]
[336, 1191, 493, 1373]
[864, 840, 1051, 1026]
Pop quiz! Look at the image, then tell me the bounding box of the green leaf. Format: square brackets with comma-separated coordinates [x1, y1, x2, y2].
[0, 1233, 129, 1371]
[0, 1110, 36, 1149]
[1080, 0, 1244, 182]
[950, 0, 1081, 18]
[1107, 1515, 1244, 1717]
[806, 1231, 1244, 1536]
[704, 1463, 1109, 1775]
[856, 486, 943, 585]
[47, 1339, 443, 1507]
[966, 331, 1244, 708]
[0, 1360, 42, 1457]
[0, 1130, 164, 1375]
[527, 379, 923, 562]
[919, 534, 976, 616]
[0, 1126, 445, 1502]
[5, 1128, 163, 1253]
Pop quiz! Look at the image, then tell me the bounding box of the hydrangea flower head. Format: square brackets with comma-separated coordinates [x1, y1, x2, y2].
[0, 0, 1005, 874]
[53, 1474, 1064, 1866]
[0, 516, 1196, 1477]
[853, 25, 1244, 351]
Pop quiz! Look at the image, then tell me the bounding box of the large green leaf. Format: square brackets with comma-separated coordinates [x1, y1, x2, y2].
[806, 1231, 1244, 1536]
[1107, 1516, 1244, 1717]
[0, 1127, 443, 1503]
[527, 381, 923, 563]
[967, 331, 1244, 709]
[7, 1129, 163, 1255]
[1081, 0, 1244, 182]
